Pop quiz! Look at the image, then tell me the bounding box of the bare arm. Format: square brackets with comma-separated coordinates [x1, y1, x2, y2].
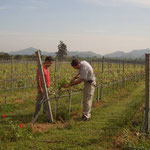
[37, 76, 43, 93]
[70, 78, 83, 86]
[70, 73, 80, 84]
[63, 78, 84, 88]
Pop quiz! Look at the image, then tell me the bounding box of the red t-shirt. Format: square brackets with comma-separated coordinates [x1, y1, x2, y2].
[37, 66, 50, 88]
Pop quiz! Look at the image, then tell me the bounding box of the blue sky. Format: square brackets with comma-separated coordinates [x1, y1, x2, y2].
[0, 0, 150, 54]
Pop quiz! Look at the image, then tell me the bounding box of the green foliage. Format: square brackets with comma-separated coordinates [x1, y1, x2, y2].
[57, 76, 70, 88]
[0, 81, 148, 150]
[0, 59, 145, 97]
[57, 107, 70, 121]
[0, 52, 11, 60]
[0, 120, 32, 142]
[57, 41, 67, 58]
[0, 104, 19, 113]
[0, 58, 146, 149]
[17, 79, 26, 87]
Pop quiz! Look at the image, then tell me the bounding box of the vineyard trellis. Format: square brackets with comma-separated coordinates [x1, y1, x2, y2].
[145, 54, 150, 133]
[0, 55, 145, 121]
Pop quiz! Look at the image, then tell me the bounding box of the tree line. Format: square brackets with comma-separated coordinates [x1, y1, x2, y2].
[0, 41, 145, 63]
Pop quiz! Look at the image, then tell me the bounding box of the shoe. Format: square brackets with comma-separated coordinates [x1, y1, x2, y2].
[81, 115, 90, 121]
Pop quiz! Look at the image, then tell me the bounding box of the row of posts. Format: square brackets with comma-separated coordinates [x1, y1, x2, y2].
[1, 55, 144, 93]
[52, 56, 145, 121]
[0, 54, 148, 134]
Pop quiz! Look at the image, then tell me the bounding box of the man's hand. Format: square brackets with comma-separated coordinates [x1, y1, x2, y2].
[63, 78, 83, 88]
[63, 84, 70, 88]
[70, 78, 75, 84]
[70, 76, 79, 84]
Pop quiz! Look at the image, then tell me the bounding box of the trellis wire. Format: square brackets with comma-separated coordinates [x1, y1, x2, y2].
[0, 57, 145, 121]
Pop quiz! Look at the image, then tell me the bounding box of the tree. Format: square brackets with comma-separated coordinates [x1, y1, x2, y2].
[14, 55, 24, 60]
[0, 52, 11, 60]
[56, 41, 67, 58]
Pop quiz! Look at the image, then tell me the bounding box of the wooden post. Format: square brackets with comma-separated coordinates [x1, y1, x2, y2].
[80, 94, 83, 107]
[107, 83, 109, 96]
[97, 86, 100, 102]
[11, 55, 13, 92]
[123, 60, 125, 73]
[122, 60, 125, 87]
[55, 96, 58, 120]
[141, 63, 143, 79]
[26, 60, 29, 74]
[102, 56, 104, 73]
[22, 82, 26, 104]
[55, 57, 58, 72]
[145, 54, 150, 133]
[100, 56, 104, 100]
[98, 59, 100, 71]
[4, 80, 7, 104]
[107, 60, 109, 69]
[54, 57, 59, 120]
[134, 60, 136, 72]
[119, 59, 121, 69]
[96, 59, 100, 102]
[35, 50, 53, 123]
[112, 81, 115, 93]
[69, 92, 72, 115]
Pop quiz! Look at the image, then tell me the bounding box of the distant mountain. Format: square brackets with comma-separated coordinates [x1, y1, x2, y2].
[68, 51, 102, 58]
[104, 51, 125, 58]
[9, 47, 102, 58]
[125, 49, 150, 59]
[9, 47, 35, 55]
[104, 48, 150, 59]
[9, 47, 56, 56]
[8, 47, 150, 59]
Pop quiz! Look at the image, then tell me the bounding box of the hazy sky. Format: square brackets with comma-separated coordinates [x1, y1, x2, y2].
[0, 0, 150, 55]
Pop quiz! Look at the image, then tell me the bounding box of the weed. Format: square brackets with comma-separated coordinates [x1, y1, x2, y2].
[0, 119, 32, 142]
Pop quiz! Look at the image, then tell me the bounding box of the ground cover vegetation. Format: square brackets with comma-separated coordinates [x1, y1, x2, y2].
[0, 59, 148, 149]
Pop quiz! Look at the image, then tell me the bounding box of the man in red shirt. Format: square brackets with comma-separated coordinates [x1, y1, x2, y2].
[33, 56, 54, 120]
